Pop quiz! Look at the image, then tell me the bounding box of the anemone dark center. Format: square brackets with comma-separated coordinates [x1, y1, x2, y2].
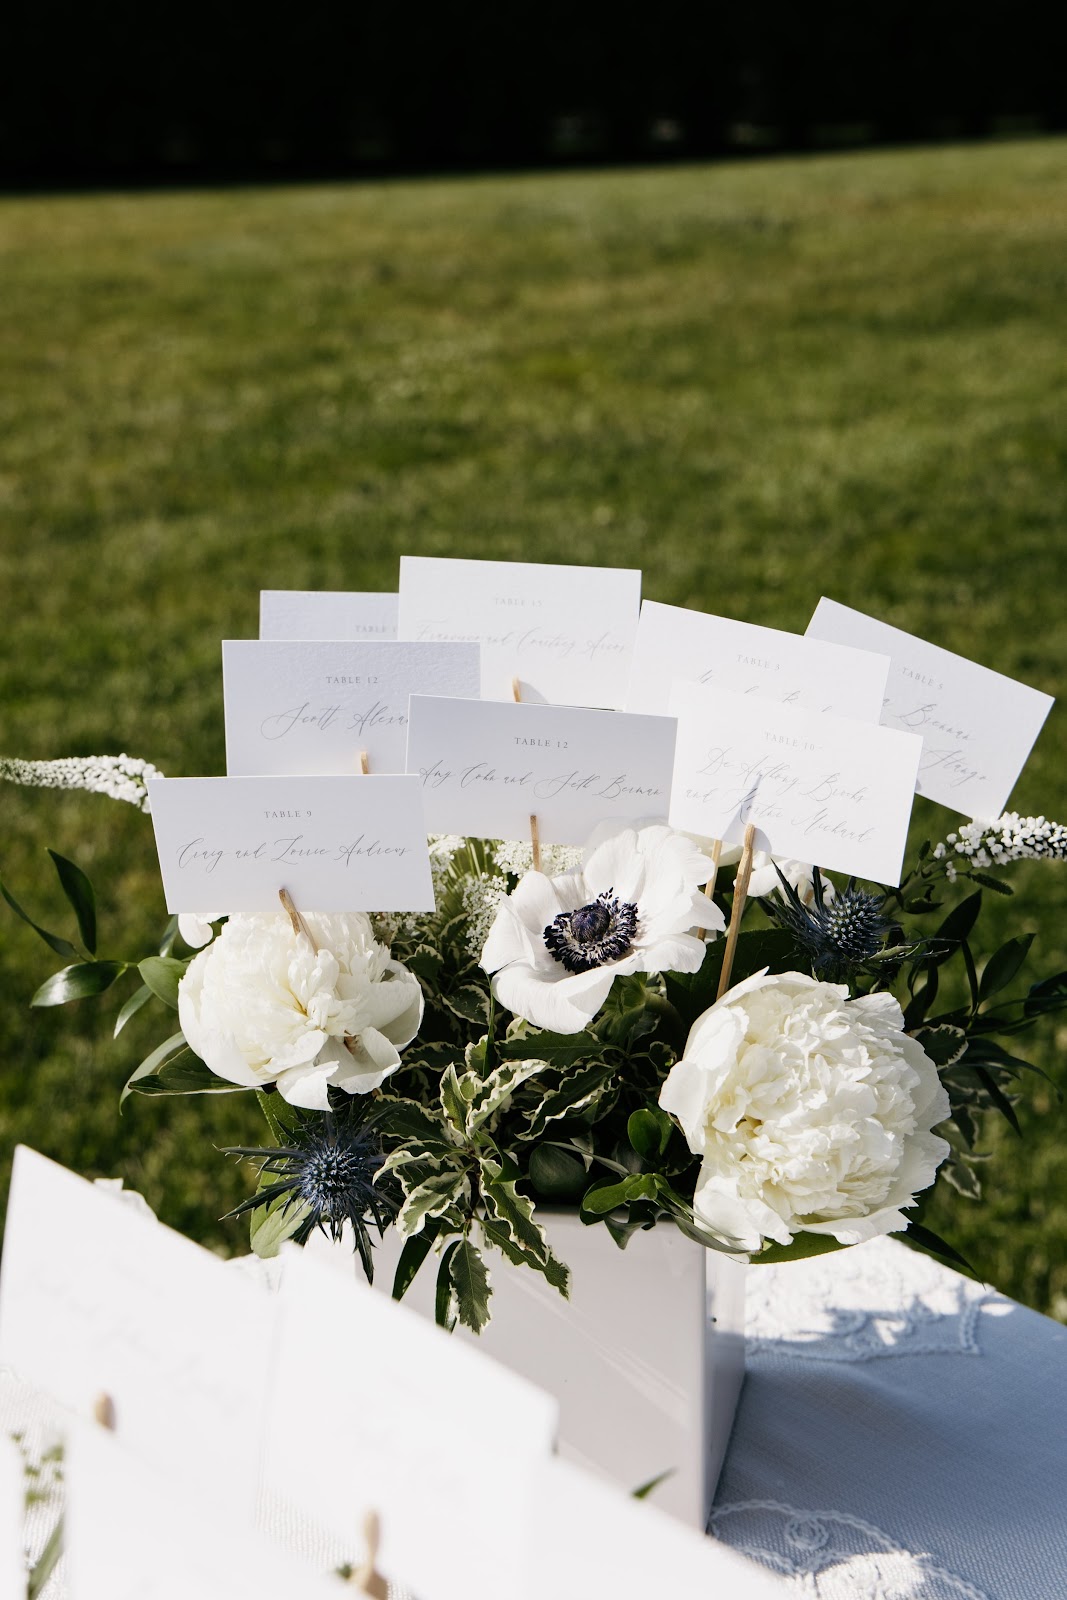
[543, 890, 638, 974]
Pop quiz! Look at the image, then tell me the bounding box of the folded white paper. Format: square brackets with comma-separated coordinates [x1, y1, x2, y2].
[266, 1246, 557, 1600]
[65, 1424, 346, 1600]
[398, 555, 641, 707]
[627, 600, 890, 721]
[668, 681, 922, 884]
[0, 1148, 273, 1515]
[525, 1458, 787, 1600]
[147, 775, 435, 912]
[406, 694, 677, 844]
[223, 639, 481, 776]
[807, 597, 1054, 817]
[259, 589, 398, 640]
[0, 1435, 23, 1600]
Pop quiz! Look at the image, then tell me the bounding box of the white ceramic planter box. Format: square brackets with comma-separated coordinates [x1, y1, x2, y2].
[362, 1212, 745, 1530]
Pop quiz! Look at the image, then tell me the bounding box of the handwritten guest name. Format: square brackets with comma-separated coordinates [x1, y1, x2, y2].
[258, 700, 407, 741]
[177, 834, 410, 872]
[414, 621, 625, 663]
[418, 759, 664, 804]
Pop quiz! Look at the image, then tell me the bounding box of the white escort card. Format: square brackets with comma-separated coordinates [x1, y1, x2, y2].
[259, 589, 399, 640]
[398, 555, 641, 708]
[668, 681, 923, 885]
[527, 1459, 788, 1600]
[265, 1246, 558, 1600]
[223, 639, 481, 776]
[0, 1434, 23, 1600]
[147, 775, 434, 913]
[0, 1148, 273, 1515]
[626, 600, 890, 721]
[406, 695, 677, 844]
[65, 1424, 347, 1600]
[807, 597, 1055, 817]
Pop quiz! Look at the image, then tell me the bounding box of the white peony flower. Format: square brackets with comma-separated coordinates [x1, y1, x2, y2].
[178, 911, 222, 949]
[178, 911, 423, 1111]
[480, 823, 724, 1035]
[659, 970, 950, 1252]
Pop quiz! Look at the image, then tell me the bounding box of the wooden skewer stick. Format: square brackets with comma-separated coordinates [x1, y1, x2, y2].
[93, 1392, 116, 1431]
[511, 676, 543, 872]
[700, 839, 723, 942]
[716, 823, 757, 999]
[358, 749, 370, 775]
[352, 1510, 390, 1599]
[278, 886, 318, 951]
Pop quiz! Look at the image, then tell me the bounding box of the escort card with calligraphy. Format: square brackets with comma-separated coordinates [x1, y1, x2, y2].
[406, 695, 677, 844]
[807, 597, 1055, 816]
[398, 555, 641, 708]
[0, 1147, 273, 1513]
[259, 589, 398, 640]
[626, 600, 890, 721]
[223, 639, 481, 776]
[668, 681, 923, 884]
[147, 775, 434, 912]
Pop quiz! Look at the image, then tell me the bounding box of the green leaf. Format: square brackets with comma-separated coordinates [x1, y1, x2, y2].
[972, 1065, 1021, 1134]
[632, 1469, 675, 1501]
[121, 1039, 243, 1103]
[436, 1240, 461, 1331]
[449, 1238, 492, 1333]
[898, 1220, 976, 1276]
[441, 982, 493, 1027]
[0, 875, 79, 959]
[392, 1233, 435, 1301]
[1024, 972, 1067, 1018]
[913, 1023, 967, 1068]
[756, 1232, 849, 1265]
[528, 1143, 588, 1201]
[501, 1031, 595, 1064]
[113, 982, 153, 1037]
[137, 954, 188, 1010]
[158, 914, 181, 956]
[119, 1030, 187, 1103]
[481, 1170, 549, 1262]
[519, 1060, 616, 1141]
[31, 960, 124, 1007]
[250, 1189, 311, 1258]
[47, 850, 97, 954]
[395, 1169, 469, 1238]
[968, 870, 1013, 896]
[627, 1106, 672, 1160]
[978, 935, 1034, 1004]
[930, 891, 983, 961]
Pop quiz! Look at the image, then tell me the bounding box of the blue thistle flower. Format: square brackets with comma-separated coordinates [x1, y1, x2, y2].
[225, 1108, 396, 1282]
[764, 866, 895, 981]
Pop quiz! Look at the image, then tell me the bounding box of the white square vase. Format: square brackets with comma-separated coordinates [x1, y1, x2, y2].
[363, 1212, 746, 1530]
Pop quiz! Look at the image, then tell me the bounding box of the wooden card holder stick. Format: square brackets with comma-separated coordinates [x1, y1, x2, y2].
[511, 676, 543, 872]
[352, 1510, 389, 1599]
[93, 1392, 116, 1431]
[700, 839, 724, 941]
[278, 886, 318, 951]
[715, 823, 757, 999]
[358, 750, 370, 775]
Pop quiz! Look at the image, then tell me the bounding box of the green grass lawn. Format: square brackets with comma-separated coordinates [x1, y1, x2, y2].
[1, 140, 1065, 1312]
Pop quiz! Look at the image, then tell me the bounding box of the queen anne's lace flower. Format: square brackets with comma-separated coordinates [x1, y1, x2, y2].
[178, 912, 423, 1110]
[480, 823, 724, 1034]
[0, 754, 163, 812]
[659, 970, 950, 1252]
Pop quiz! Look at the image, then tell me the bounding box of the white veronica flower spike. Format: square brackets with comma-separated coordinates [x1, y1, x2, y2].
[480, 823, 724, 1035]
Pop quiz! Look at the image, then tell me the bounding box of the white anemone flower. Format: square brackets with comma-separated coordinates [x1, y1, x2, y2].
[660, 969, 950, 1252]
[480, 823, 724, 1035]
[178, 911, 423, 1110]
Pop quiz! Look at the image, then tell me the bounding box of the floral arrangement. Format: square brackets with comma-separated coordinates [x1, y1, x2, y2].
[4, 751, 1066, 1334]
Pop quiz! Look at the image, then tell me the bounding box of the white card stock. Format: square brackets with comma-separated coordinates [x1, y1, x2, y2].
[0, 1148, 272, 1513]
[259, 589, 398, 641]
[626, 600, 890, 721]
[65, 1425, 346, 1600]
[398, 555, 641, 707]
[0, 1435, 22, 1600]
[223, 639, 481, 776]
[527, 1459, 787, 1600]
[265, 1246, 557, 1600]
[807, 598, 1055, 816]
[668, 682, 922, 884]
[147, 775, 434, 913]
[406, 695, 677, 844]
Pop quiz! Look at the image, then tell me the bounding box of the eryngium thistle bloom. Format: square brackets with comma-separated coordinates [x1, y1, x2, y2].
[226, 1110, 395, 1280]
[765, 866, 893, 981]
